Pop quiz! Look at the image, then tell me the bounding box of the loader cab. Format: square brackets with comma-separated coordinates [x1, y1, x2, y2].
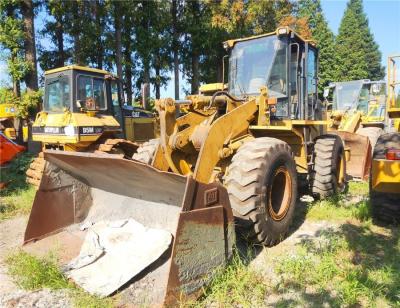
[325, 80, 386, 121]
[226, 27, 319, 120]
[44, 65, 124, 120]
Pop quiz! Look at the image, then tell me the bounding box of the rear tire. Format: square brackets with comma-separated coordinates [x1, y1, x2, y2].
[311, 134, 347, 199]
[132, 139, 159, 164]
[370, 133, 400, 223]
[224, 137, 297, 246]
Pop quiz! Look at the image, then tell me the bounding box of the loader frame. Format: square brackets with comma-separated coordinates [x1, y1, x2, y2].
[151, 28, 331, 185]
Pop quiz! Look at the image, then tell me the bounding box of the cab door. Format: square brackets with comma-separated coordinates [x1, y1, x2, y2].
[110, 80, 125, 137]
[306, 46, 318, 120]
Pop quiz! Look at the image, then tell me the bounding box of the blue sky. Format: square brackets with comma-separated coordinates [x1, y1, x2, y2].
[1, 0, 399, 97]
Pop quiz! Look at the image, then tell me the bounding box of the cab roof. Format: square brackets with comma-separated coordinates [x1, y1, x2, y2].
[224, 27, 316, 49]
[45, 65, 114, 76]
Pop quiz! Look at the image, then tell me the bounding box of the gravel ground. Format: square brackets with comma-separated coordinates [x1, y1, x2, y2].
[0, 289, 72, 308]
[0, 213, 338, 307]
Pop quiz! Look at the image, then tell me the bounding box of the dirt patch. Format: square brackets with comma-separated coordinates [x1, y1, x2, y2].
[0, 216, 28, 295]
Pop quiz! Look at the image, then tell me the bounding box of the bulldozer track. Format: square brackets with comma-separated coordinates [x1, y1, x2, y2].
[26, 139, 140, 188]
[95, 138, 139, 158]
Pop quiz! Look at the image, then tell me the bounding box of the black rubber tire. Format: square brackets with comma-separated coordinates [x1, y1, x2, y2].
[370, 132, 400, 223]
[356, 127, 384, 151]
[132, 139, 159, 164]
[224, 137, 297, 247]
[311, 134, 347, 199]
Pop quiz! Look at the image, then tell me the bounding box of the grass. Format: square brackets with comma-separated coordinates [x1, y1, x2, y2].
[6, 250, 114, 308]
[185, 250, 268, 308]
[274, 223, 400, 307]
[0, 152, 36, 220]
[306, 181, 372, 222]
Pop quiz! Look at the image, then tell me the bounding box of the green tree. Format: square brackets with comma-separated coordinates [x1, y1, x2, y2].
[335, 0, 384, 81]
[38, 0, 72, 71]
[0, 0, 29, 96]
[298, 0, 336, 92]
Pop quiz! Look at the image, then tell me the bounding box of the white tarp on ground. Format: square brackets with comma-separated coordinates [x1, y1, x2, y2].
[64, 219, 172, 297]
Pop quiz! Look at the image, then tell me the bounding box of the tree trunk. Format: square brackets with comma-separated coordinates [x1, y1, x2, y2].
[72, 2, 82, 65]
[114, 3, 123, 79]
[124, 49, 133, 105]
[21, 0, 38, 91]
[171, 0, 179, 99]
[143, 63, 150, 109]
[155, 50, 161, 99]
[55, 16, 64, 67]
[93, 0, 103, 69]
[191, 50, 199, 94]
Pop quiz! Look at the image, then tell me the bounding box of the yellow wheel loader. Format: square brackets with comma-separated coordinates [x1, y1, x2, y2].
[0, 103, 29, 142]
[26, 65, 157, 186]
[370, 55, 400, 222]
[23, 28, 346, 306]
[324, 79, 386, 179]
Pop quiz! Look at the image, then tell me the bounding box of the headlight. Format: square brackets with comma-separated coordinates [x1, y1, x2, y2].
[64, 124, 75, 136]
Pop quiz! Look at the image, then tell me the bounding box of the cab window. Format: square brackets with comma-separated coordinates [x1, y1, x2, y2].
[111, 81, 120, 107]
[307, 48, 317, 119]
[77, 75, 106, 110]
[44, 77, 71, 112]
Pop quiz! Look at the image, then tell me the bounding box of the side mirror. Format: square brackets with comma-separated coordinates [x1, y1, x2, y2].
[323, 88, 330, 98]
[326, 102, 333, 111]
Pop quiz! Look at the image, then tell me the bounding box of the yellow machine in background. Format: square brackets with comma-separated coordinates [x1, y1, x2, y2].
[23, 28, 347, 306]
[0, 103, 28, 142]
[26, 65, 156, 186]
[370, 55, 400, 222]
[324, 79, 386, 179]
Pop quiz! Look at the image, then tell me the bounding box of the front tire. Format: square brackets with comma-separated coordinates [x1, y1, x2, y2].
[224, 137, 297, 246]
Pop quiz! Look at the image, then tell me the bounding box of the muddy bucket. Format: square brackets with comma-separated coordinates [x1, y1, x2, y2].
[333, 131, 372, 180]
[24, 150, 234, 306]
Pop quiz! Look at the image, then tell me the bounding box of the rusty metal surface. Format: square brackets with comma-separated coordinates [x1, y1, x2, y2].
[334, 131, 372, 180]
[164, 179, 235, 305]
[44, 150, 187, 204]
[24, 150, 234, 306]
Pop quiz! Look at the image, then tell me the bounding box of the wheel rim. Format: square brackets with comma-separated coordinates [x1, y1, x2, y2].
[268, 166, 292, 221]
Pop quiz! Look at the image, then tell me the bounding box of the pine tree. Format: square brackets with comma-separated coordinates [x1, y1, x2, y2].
[335, 0, 383, 81]
[346, 0, 384, 80]
[298, 0, 335, 92]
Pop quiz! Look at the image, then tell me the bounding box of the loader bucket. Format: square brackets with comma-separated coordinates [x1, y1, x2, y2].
[24, 151, 234, 306]
[333, 131, 372, 180]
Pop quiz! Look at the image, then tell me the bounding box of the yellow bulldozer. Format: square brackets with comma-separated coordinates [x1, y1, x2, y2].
[23, 28, 346, 306]
[324, 79, 387, 180]
[370, 55, 400, 222]
[26, 65, 157, 186]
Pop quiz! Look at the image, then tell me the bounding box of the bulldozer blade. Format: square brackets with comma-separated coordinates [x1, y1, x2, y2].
[24, 150, 235, 306]
[333, 131, 372, 180]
